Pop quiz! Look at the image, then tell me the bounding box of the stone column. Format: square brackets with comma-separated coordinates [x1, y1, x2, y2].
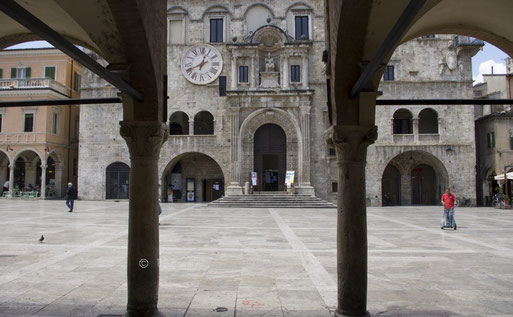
[188, 119, 194, 136]
[226, 109, 243, 195]
[8, 163, 14, 192]
[120, 120, 167, 317]
[301, 55, 309, 89]
[231, 55, 238, 90]
[250, 54, 256, 89]
[412, 118, 419, 142]
[40, 164, 47, 198]
[282, 54, 290, 89]
[325, 124, 377, 317]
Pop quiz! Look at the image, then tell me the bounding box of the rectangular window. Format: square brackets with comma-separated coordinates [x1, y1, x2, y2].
[295, 16, 309, 40]
[219, 76, 226, 96]
[169, 19, 184, 44]
[73, 72, 81, 91]
[291, 65, 301, 82]
[384, 65, 395, 81]
[0, 114, 2, 133]
[510, 135, 513, 150]
[492, 132, 495, 148]
[24, 113, 34, 132]
[239, 66, 248, 83]
[487, 133, 491, 148]
[328, 147, 336, 156]
[44, 66, 56, 79]
[0, 68, 3, 79]
[210, 18, 223, 43]
[52, 113, 59, 134]
[11, 67, 31, 79]
[332, 182, 338, 193]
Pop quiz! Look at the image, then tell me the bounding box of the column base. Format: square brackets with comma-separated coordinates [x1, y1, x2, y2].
[334, 310, 371, 317]
[295, 185, 315, 196]
[125, 308, 165, 317]
[225, 185, 243, 196]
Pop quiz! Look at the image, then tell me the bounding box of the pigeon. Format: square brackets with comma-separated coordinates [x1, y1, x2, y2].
[39, 235, 44, 243]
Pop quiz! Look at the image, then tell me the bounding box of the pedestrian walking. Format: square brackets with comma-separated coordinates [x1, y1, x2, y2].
[496, 190, 504, 209]
[66, 182, 77, 212]
[441, 187, 457, 230]
[2, 180, 8, 193]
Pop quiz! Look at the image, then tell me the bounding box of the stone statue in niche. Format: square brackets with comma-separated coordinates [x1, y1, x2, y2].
[265, 53, 275, 72]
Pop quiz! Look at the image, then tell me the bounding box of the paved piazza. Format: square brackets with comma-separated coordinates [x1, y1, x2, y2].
[0, 200, 512, 316]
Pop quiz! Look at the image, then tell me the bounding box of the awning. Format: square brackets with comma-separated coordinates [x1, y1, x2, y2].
[494, 172, 513, 182]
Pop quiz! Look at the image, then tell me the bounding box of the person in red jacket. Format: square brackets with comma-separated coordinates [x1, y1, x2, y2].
[441, 187, 457, 230]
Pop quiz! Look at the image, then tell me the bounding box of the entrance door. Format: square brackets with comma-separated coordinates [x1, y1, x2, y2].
[106, 162, 130, 199]
[254, 124, 286, 191]
[382, 164, 401, 206]
[411, 164, 436, 205]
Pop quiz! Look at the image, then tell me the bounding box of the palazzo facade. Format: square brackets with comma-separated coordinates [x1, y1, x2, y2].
[78, 2, 479, 206]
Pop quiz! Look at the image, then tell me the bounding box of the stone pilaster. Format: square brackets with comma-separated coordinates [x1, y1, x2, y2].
[296, 105, 315, 195]
[8, 163, 14, 192]
[250, 54, 256, 89]
[188, 119, 194, 135]
[282, 54, 290, 89]
[226, 109, 243, 195]
[231, 55, 238, 90]
[325, 124, 377, 317]
[120, 120, 167, 317]
[413, 118, 419, 142]
[302, 55, 309, 89]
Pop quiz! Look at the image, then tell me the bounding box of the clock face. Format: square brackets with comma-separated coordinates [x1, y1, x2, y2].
[181, 44, 223, 85]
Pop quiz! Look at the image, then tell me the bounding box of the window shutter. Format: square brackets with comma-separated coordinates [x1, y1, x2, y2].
[492, 132, 495, 147]
[11, 68, 16, 78]
[0, 69, 3, 79]
[45, 67, 55, 79]
[487, 133, 491, 148]
[25, 67, 31, 78]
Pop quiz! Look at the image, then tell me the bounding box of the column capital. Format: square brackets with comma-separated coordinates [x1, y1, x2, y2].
[325, 125, 377, 163]
[299, 105, 311, 115]
[120, 121, 168, 160]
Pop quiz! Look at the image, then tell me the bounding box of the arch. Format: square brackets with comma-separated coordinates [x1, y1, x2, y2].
[250, 24, 291, 44]
[12, 147, 43, 165]
[418, 108, 439, 134]
[201, 5, 232, 19]
[106, 162, 130, 199]
[167, 6, 188, 15]
[193, 111, 214, 135]
[169, 111, 189, 135]
[239, 108, 302, 187]
[380, 150, 450, 206]
[393, 108, 413, 134]
[244, 4, 275, 36]
[161, 152, 225, 202]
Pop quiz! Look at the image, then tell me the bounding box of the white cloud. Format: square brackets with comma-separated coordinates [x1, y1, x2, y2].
[473, 59, 507, 84]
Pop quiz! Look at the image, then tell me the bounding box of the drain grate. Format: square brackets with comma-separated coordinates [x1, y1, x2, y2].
[214, 307, 228, 312]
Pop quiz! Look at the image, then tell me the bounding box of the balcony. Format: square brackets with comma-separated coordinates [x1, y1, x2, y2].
[0, 78, 70, 96]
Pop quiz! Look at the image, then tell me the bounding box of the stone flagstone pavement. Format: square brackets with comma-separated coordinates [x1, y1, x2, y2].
[0, 200, 512, 316]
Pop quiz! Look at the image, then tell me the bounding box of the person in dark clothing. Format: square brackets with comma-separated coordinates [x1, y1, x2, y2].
[66, 182, 78, 212]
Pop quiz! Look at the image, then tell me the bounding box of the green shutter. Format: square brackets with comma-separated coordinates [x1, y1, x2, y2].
[11, 68, 16, 78]
[45, 66, 55, 79]
[487, 133, 491, 148]
[492, 132, 495, 147]
[510, 136, 513, 150]
[0, 68, 3, 79]
[25, 67, 31, 78]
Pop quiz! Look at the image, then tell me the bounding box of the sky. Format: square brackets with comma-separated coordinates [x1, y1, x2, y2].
[6, 40, 512, 86]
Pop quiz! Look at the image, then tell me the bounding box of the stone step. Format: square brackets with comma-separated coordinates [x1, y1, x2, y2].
[208, 194, 336, 208]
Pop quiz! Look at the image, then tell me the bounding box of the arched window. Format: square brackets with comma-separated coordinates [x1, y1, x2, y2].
[106, 162, 130, 199]
[194, 111, 214, 135]
[419, 108, 439, 134]
[169, 111, 189, 135]
[393, 109, 413, 134]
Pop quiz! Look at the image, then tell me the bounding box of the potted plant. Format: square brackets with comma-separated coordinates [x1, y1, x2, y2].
[504, 194, 511, 208]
